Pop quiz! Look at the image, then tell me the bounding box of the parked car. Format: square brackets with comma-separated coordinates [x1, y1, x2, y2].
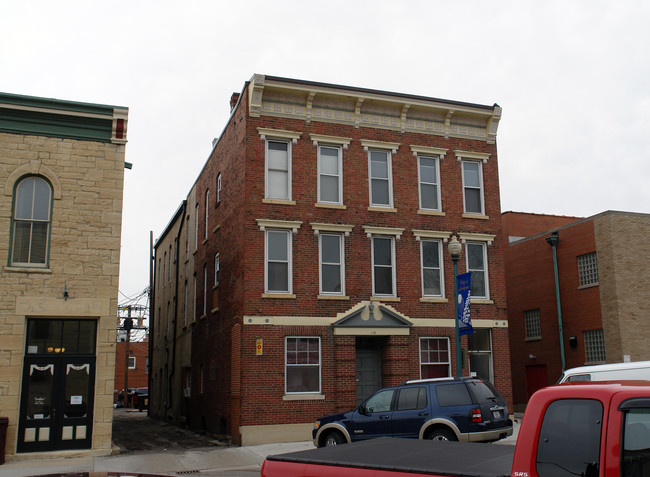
[312, 377, 512, 447]
[558, 360, 650, 383]
[132, 387, 148, 411]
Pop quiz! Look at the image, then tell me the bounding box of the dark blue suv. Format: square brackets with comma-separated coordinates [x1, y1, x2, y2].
[312, 377, 512, 447]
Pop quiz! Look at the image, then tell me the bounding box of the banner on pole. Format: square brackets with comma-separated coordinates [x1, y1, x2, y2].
[456, 272, 473, 335]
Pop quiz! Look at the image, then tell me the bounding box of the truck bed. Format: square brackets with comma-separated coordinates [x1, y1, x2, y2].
[264, 438, 514, 477]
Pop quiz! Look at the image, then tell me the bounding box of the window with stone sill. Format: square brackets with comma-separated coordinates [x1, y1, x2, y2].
[11, 176, 52, 268]
[285, 337, 321, 394]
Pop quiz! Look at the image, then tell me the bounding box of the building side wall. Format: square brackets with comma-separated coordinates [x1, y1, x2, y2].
[0, 131, 125, 460]
[506, 218, 601, 408]
[595, 213, 650, 363]
[114, 340, 149, 399]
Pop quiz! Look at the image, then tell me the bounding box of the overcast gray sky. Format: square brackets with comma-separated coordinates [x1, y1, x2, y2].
[3, 1, 649, 301]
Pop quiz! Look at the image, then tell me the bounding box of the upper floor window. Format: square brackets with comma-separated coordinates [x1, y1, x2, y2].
[368, 149, 393, 207]
[194, 204, 199, 251]
[128, 357, 136, 369]
[214, 252, 220, 286]
[372, 236, 396, 296]
[216, 174, 222, 203]
[577, 252, 598, 287]
[11, 176, 52, 267]
[319, 233, 344, 295]
[462, 160, 484, 215]
[525, 309, 542, 340]
[318, 145, 342, 204]
[420, 239, 443, 297]
[266, 229, 292, 294]
[266, 140, 291, 200]
[466, 241, 489, 299]
[418, 155, 441, 211]
[204, 190, 210, 239]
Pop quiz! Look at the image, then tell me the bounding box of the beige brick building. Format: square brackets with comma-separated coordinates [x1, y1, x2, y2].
[0, 93, 128, 460]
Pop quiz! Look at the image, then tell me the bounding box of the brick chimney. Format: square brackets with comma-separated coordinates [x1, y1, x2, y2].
[230, 93, 240, 112]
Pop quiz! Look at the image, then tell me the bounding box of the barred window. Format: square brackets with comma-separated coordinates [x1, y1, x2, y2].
[525, 309, 542, 340]
[578, 252, 599, 287]
[584, 329, 606, 363]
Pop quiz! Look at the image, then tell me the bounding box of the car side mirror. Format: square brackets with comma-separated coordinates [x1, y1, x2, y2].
[358, 405, 369, 415]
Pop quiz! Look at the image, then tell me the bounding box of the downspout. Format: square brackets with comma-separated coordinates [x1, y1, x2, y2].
[148, 231, 154, 416]
[167, 201, 186, 416]
[546, 232, 566, 371]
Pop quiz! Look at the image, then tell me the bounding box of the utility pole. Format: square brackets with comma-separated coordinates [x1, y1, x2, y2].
[123, 305, 133, 406]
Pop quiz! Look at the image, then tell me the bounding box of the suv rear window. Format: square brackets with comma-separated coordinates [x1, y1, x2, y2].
[466, 379, 500, 403]
[436, 383, 472, 406]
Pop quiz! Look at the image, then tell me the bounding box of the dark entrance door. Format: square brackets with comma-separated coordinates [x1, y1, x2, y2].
[526, 364, 547, 400]
[18, 318, 97, 453]
[356, 337, 382, 405]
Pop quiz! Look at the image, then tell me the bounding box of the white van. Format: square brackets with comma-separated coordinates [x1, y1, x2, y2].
[558, 361, 650, 383]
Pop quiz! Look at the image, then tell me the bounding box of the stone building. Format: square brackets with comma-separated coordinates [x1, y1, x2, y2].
[504, 210, 650, 409]
[151, 75, 511, 445]
[0, 93, 128, 459]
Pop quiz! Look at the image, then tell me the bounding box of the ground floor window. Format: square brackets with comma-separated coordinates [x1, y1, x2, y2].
[419, 337, 450, 378]
[285, 337, 320, 394]
[468, 329, 493, 382]
[584, 329, 605, 363]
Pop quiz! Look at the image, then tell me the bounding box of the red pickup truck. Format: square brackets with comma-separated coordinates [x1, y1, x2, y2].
[262, 381, 650, 477]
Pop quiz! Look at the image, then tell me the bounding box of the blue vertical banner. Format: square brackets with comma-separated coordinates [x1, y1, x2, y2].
[456, 272, 473, 335]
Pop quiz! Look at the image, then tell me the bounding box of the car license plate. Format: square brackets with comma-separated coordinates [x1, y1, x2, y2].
[492, 410, 501, 419]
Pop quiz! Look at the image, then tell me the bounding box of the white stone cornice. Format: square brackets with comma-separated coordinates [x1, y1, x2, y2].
[454, 150, 491, 163]
[410, 145, 448, 158]
[458, 232, 496, 245]
[360, 139, 400, 153]
[256, 219, 303, 234]
[309, 134, 352, 149]
[257, 127, 301, 143]
[411, 230, 453, 241]
[310, 223, 354, 236]
[363, 225, 404, 239]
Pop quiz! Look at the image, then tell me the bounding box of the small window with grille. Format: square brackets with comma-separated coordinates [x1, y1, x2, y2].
[584, 329, 606, 363]
[525, 309, 542, 340]
[577, 252, 599, 287]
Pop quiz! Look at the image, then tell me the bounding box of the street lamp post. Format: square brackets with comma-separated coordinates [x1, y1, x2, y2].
[448, 235, 463, 377]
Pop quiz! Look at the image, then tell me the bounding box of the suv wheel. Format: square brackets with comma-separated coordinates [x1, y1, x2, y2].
[426, 428, 456, 442]
[323, 430, 345, 447]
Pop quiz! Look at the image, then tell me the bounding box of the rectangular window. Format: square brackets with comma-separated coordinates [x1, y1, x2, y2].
[193, 275, 197, 321]
[205, 190, 209, 239]
[462, 160, 484, 214]
[194, 204, 199, 251]
[578, 252, 599, 287]
[468, 329, 493, 382]
[420, 338, 450, 378]
[421, 240, 442, 297]
[184, 280, 188, 327]
[318, 145, 342, 204]
[372, 236, 395, 296]
[285, 337, 321, 394]
[128, 356, 136, 369]
[203, 265, 207, 316]
[418, 155, 440, 211]
[217, 174, 222, 203]
[584, 329, 606, 363]
[466, 242, 488, 299]
[266, 140, 291, 200]
[319, 233, 344, 294]
[525, 309, 542, 340]
[369, 150, 393, 207]
[214, 253, 220, 286]
[266, 229, 291, 293]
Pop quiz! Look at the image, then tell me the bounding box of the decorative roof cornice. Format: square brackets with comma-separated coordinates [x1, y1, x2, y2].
[248, 74, 501, 144]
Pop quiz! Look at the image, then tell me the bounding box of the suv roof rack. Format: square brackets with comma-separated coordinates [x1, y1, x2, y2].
[403, 377, 473, 385]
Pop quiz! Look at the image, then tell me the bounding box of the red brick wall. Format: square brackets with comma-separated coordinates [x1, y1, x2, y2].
[114, 340, 149, 399]
[506, 217, 602, 407]
[502, 211, 581, 241]
[188, 84, 512, 439]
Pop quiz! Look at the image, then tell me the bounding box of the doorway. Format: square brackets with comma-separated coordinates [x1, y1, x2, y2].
[18, 319, 97, 453]
[355, 337, 382, 405]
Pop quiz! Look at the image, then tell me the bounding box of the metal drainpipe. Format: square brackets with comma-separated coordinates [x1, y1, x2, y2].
[546, 232, 566, 372]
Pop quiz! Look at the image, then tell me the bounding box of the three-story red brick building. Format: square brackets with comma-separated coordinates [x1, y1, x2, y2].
[151, 75, 511, 445]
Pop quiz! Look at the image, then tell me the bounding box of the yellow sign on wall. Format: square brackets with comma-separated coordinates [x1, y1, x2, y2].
[256, 339, 263, 355]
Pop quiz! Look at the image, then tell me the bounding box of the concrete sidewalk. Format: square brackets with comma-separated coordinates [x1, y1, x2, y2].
[0, 440, 315, 476]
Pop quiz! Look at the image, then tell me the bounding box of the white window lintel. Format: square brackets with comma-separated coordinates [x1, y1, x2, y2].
[256, 218, 302, 234]
[310, 223, 354, 236]
[410, 145, 448, 158]
[363, 225, 404, 239]
[310, 134, 352, 149]
[361, 139, 400, 153]
[458, 232, 496, 245]
[455, 150, 490, 163]
[258, 127, 301, 143]
[412, 230, 453, 242]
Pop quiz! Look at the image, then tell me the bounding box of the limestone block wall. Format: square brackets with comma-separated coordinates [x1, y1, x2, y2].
[0, 131, 125, 459]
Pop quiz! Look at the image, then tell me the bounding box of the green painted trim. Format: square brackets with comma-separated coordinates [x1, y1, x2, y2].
[0, 92, 126, 143]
